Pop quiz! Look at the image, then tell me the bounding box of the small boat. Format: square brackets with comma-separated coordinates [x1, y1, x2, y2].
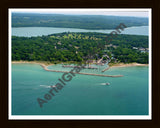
[51, 85, 56, 88]
[106, 83, 110, 85]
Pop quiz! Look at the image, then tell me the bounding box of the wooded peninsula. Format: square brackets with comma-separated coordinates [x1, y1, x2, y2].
[12, 32, 148, 64]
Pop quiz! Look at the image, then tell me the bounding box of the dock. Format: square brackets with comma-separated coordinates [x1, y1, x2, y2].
[40, 64, 123, 77]
[62, 65, 98, 69]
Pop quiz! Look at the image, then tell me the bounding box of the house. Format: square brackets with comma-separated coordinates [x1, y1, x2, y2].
[57, 41, 61, 45]
[74, 46, 79, 49]
[146, 48, 149, 52]
[133, 47, 138, 50]
[139, 48, 146, 53]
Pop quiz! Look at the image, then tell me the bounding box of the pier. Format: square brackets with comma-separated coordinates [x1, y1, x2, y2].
[101, 67, 110, 72]
[40, 64, 123, 77]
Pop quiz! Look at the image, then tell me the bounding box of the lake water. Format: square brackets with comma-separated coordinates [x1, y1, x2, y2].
[12, 26, 148, 37]
[12, 64, 149, 115]
[11, 25, 149, 116]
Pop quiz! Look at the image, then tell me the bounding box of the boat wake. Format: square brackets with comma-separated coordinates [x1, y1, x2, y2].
[40, 85, 56, 88]
[100, 83, 110, 85]
[100, 83, 107, 85]
[40, 85, 52, 88]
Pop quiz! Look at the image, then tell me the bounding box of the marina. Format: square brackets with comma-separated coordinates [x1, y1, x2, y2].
[40, 64, 123, 77]
[62, 65, 98, 69]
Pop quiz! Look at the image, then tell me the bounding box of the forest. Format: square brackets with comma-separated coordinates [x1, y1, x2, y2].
[12, 13, 148, 29]
[12, 32, 149, 64]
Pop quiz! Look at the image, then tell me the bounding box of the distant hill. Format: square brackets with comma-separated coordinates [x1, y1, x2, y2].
[12, 13, 148, 30]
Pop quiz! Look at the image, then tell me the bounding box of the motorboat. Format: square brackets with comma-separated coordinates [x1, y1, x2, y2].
[51, 85, 56, 88]
[106, 83, 110, 85]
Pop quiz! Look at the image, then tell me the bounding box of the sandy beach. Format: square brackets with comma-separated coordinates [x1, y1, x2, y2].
[12, 61, 148, 68]
[109, 63, 148, 68]
[12, 61, 54, 66]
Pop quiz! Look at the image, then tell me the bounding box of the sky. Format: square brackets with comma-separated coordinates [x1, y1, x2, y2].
[10, 9, 150, 17]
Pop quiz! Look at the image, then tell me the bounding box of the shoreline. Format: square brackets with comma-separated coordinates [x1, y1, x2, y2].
[101, 63, 148, 72]
[109, 63, 148, 68]
[11, 60, 85, 66]
[12, 61, 149, 68]
[11, 61, 123, 77]
[12, 61, 54, 66]
[11, 61, 148, 77]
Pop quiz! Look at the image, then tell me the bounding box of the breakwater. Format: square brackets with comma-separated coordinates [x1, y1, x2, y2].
[40, 64, 123, 77]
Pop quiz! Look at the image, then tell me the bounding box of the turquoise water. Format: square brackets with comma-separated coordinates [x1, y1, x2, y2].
[47, 64, 109, 74]
[12, 64, 149, 115]
[12, 26, 148, 37]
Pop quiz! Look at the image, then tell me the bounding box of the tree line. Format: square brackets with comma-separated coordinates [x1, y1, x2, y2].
[12, 13, 148, 30]
[12, 32, 149, 64]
